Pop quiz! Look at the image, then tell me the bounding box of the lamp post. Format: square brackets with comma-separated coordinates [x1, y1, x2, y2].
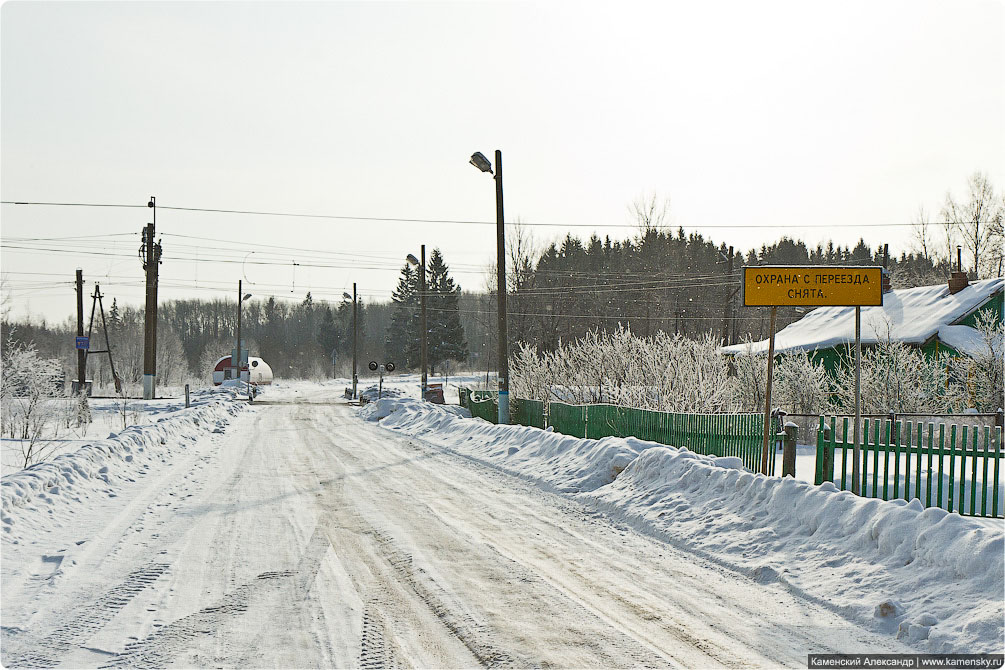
[406, 247, 428, 401]
[469, 150, 509, 424]
[235, 280, 252, 382]
[342, 285, 358, 398]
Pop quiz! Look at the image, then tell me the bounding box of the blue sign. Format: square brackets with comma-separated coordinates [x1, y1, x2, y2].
[75, 336, 89, 350]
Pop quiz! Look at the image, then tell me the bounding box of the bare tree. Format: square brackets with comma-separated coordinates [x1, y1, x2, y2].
[630, 192, 671, 235]
[911, 205, 934, 262]
[941, 172, 1002, 277]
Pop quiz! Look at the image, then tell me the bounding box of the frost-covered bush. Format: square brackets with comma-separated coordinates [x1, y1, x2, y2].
[832, 338, 963, 414]
[953, 311, 1004, 412]
[773, 351, 833, 416]
[510, 327, 734, 413]
[1, 336, 64, 467]
[729, 345, 832, 415]
[730, 341, 766, 412]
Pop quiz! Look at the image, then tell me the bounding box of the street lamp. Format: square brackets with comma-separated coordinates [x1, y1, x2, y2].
[469, 149, 509, 424]
[342, 285, 358, 397]
[406, 248, 428, 401]
[235, 280, 252, 384]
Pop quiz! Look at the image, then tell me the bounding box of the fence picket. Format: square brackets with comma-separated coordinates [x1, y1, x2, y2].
[982, 426, 990, 517]
[958, 425, 967, 515]
[925, 423, 935, 508]
[970, 426, 978, 516]
[994, 427, 1001, 519]
[902, 421, 913, 502]
[891, 421, 900, 501]
[947, 424, 957, 512]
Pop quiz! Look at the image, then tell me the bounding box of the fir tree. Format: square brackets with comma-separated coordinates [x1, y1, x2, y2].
[317, 305, 338, 358]
[425, 248, 468, 373]
[386, 263, 419, 368]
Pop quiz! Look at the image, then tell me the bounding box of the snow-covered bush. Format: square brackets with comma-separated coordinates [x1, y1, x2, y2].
[728, 345, 832, 415]
[832, 336, 963, 414]
[1, 336, 64, 467]
[954, 311, 1004, 412]
[773, 351, 833, 416]
[509, 327, 734, 413]
[729, 341, 766, 412]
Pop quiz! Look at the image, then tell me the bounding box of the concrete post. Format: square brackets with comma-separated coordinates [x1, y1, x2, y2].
[782, 421, 798, 478]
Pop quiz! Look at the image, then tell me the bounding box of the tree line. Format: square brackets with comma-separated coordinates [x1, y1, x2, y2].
[2, 169, 1001, 390]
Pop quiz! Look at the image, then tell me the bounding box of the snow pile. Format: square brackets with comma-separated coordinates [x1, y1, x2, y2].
[363, 397, 1004, 653]
[588, 447, 1003, 653]
[359, 384, 404, 402]
[1, 387, 247, 544]
[362, 398, 649, 492]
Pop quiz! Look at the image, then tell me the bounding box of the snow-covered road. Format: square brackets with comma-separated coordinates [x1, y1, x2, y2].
[3, 384, 917, 668]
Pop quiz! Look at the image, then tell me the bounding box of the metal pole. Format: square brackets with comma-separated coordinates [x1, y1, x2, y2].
[495, 149, 509, 424]
[352, 282, 358, 398]
[852, 305, 862, 494]
[420, 244, 428, 401]
[760, 305, 777, 474]
[76, 269, 85, 394]
[236, 279, 242, 382]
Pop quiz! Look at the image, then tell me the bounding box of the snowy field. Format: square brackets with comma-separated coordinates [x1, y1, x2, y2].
[1, 377, 1000, 667]
[1, 391, 217, 477]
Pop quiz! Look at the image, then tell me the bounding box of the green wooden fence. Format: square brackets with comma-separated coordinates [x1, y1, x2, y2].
[512, 397, 546, 429]
[459, 390, 768, 473]
[459, 389, 545, 429]
[814, 417, 1004, 518]
[550, 402, 768, 473]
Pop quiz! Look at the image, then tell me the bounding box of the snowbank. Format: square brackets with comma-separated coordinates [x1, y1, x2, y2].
[362, 398, 650, 492]
[1, 387, 247, 544]
[363, 397, 1005, 654]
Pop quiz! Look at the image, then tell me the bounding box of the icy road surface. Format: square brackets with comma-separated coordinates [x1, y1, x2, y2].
[2, 384, 914, 668]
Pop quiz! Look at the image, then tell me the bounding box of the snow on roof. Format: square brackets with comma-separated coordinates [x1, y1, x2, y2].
[722, 278, 1003, 356]
[937, 324, 1002, 358]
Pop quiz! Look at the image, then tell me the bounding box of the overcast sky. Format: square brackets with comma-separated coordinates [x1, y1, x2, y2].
[2, 0, 1003, 323]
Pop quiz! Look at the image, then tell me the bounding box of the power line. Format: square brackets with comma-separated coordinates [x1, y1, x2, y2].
[3, 198, 958, 229]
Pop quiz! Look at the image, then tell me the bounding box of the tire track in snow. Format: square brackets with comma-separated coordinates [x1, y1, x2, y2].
[1, 562, 169, 669]
[99, 521, 333, 669]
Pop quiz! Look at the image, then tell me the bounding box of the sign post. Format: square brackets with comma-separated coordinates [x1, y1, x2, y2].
[760, 306, 777, 475]
[742, 266, 883, 476]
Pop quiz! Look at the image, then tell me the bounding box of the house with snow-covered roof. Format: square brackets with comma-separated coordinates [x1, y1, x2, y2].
[721, 276, 1003, 370]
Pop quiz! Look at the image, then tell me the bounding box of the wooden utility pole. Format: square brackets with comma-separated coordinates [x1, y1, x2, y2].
[420, 245, 428, 401]
[236, 279, 243, 380]
[76, 269, 86, 394]
[141, 197, 161, 400]
[721, 245, 734, 346]
[352, 282, 358, 398]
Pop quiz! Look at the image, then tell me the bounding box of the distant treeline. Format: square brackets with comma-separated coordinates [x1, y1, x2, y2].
[1, 231, 955, 387]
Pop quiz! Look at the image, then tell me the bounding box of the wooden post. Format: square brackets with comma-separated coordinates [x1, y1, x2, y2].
[760, 305, 777, 474]
[184, 383, 190, 408]
[782, 422, 797, 478]
[76, 269, 86, 394]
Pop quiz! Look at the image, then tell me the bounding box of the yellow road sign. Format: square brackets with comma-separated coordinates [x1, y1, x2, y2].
[742, 266, 883, 307]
